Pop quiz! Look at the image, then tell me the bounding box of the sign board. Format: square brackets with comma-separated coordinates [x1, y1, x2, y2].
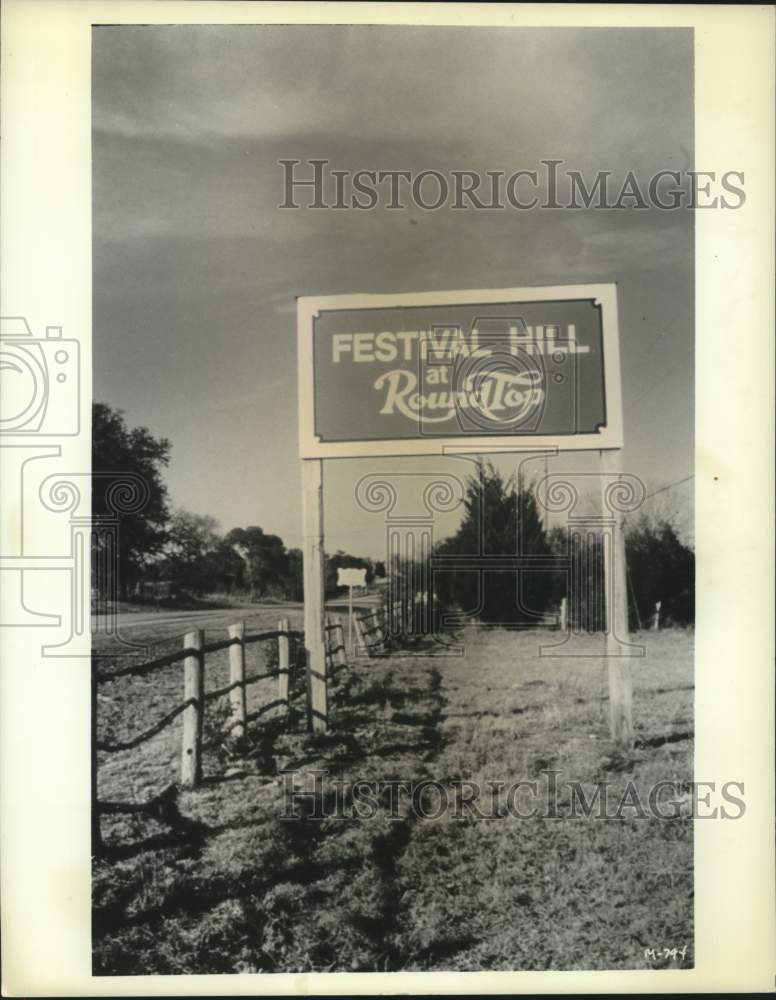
[337, 567, 367, 588]
[298, 284, 623, 458]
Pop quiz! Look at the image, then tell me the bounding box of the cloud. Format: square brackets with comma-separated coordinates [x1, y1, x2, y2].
[93, 24, 692, 166]
[92, 24, 693, 255]
[92, 24, 694, 541]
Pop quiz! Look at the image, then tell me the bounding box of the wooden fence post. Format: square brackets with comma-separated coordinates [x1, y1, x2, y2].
[374, 607, 386, 647]
[333, 614, 347, 667]
[354, 613, 370, 658]
[278, 618, 290, 706]
[324, 613, 333, 669]
[181, 629, 204, 787]
[228, 621, 246, 740]
[302, 459, 327, 732]
[348, 584, 354, 655]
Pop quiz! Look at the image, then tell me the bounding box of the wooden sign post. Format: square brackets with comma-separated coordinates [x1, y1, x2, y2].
[302, 459, 327, 732]
[337, 566, 368, 655]
[600, 449, 633, 748]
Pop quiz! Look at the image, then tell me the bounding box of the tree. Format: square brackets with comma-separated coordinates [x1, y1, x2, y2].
[92, 402, 171, 597]
[625, 517, 694, 627]
[547, 525, 604, 631]
[162, 509, 244, 596]
[226, 526, 288, 599]
[284, 548, 305, 602]
[434, 461, 555, 625]
[207, 538, 248, 595]
[167, 510, 220, 563]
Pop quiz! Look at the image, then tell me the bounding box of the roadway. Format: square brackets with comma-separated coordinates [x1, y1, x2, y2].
[91, 596, 379, 631]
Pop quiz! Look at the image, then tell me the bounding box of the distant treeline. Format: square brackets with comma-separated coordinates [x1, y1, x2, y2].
[92, 403, 381, 604]
[93, 404, 693, 626]
[391, 463, 694, 631]
[140, 515, 381, 603]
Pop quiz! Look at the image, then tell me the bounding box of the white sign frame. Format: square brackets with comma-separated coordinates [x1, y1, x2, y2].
[337, 567, 367, 588]
[297, 283, 624, 459]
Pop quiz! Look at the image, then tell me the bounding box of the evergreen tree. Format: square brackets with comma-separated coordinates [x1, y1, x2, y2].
[434, 461, 555, 625]
[625, 517, 694, 627]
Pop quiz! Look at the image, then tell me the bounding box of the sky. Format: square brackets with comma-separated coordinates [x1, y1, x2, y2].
[92, 25, 694, 556]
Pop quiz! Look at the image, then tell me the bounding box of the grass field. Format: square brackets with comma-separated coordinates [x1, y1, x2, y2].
[93, 619, 693, 974]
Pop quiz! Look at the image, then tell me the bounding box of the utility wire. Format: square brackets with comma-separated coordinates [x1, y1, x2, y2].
[642, 474, 695, 502]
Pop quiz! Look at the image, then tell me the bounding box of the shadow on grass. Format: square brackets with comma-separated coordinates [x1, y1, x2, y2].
[94, 652, 450, 960]
[634, 730, 693, 749]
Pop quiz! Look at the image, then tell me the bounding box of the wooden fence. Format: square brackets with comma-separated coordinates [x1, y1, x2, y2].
[354, 601, 564, 655]
[92, 614, 348, 853]
[352, 606, 388, 655]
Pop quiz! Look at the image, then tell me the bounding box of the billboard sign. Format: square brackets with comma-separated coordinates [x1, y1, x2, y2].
[298, 284, 622, 458]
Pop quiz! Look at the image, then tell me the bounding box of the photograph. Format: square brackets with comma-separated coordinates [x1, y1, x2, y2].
[90, 22, 697, 975]
[0, 3, 773, 996]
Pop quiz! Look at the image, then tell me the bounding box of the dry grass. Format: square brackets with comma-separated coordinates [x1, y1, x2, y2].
[93, 623, 694, 974]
